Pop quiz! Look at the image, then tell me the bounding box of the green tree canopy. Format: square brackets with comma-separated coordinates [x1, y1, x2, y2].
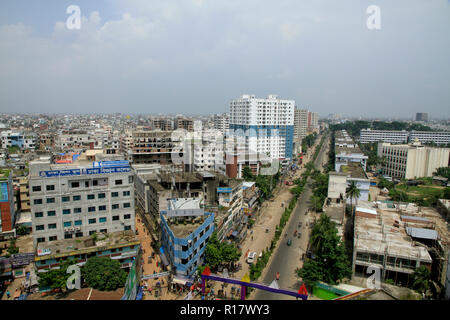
[81, 256, 127, 291]
[346, 180, 361, 212]
[38, 259, 79, 290]
[297, 214, 351, 286]
[410, 266, 431, 296]
[204, 232, 240, 270]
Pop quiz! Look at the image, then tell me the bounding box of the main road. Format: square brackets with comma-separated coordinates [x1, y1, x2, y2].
[253, 132, 330, 300]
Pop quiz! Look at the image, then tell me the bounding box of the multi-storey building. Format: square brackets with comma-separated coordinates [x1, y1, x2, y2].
[307, 111, 319, 132]
[1, 131, 24, 149]
[34, 230, 140, 272]
[294, 109, 308, 143]
[352, 201, 448, 287]
[176, 117, 194, 132]
[0, 169, 16, 240]
[229, 94, 295, 160]
[152, 118, 174, 131]
[377, 141, 450, 179]
[360, 129, 410, 144]
[127, 130, 183, 165]
[415, 113, 429, 122]
[213, 113, 230, 136]
[29, 157, 135, 247]
[408, 131, 450, 145]
[160, 198, 214, 278]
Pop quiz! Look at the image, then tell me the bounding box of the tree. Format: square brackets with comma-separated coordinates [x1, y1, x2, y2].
[16, 225, 29, 236]
[204, 232, 240, 270]
[410, 266, 431, 296]
[242, 166, 254, 181]
[82, 256, 127, 291]
[433, 167, 450, 180]
[297, 214, 351, 286]
[346, 180, 361, 215]
[38, 259, 79, 291]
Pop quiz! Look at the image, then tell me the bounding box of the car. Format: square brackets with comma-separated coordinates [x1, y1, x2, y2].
[287, 239, 292, 246]
[247, 252, 257, 264]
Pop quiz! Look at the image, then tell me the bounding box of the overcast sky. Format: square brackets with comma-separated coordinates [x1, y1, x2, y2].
[0, 0, 449, 118]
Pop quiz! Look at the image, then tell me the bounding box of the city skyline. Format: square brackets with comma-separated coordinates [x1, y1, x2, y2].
[0, 0, 449, 118]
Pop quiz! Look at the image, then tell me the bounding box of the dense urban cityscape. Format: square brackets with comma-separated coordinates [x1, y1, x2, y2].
[0, 1, 449, 311]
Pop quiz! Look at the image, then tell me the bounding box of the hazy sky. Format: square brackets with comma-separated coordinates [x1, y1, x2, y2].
[0, 0, 449, 118]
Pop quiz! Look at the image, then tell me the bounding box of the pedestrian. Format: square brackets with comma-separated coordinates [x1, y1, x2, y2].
[6, 290, 10, 299]
[251, 236, 253, 241]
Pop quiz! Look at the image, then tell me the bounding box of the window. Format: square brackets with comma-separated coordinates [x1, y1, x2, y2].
[88, 207, 96, 212]
[48, 223, 57, 229]
[89, 230, 96, 235]
[62, 196, 70, 202]
[35, 212, 43, 218]
[111, 192, 119, 197]
[73, 195, 81, 201]
[46, 198, 55, 204]
[112, 204, 119, 210]
[47, 211, 56, 217]
[74, 208, 82, 213]
[99, 217, 107, 223]
[65, 234, 73, 239]
[115, 179, 122, 185]
[71, 182, 80, 188]
[46, 185, 55, 191]
[182, 245, 188, 251]
[63, 221, 72, 227]
[34, 199, 42, 205]
[85, 181, 89, 188]
[75, 232, 83, 238]
[181, 258, 188, 265]
[36, 225, 44, 231]
[124, 214, 131, 219]
[63, 209, 71, 215]
[123, 191, 130, 197]
[37, 237, 45, 243]
[98, 193, 106, 199]
[124, 226, 131, 231]
[74, 220, 82, 226]
[32, 186, 41, 192]
[87, 194, 95, 200]
[49, 236, 57, 241]
[99, 205, 106, 211]
[123, 203, 131, 208]
[93, 180, 98, 186]
[112, 215, 119, 221]
[88, 218, 96, 224]
[129, 176, 133, 183]
[100, 229, 107, 233]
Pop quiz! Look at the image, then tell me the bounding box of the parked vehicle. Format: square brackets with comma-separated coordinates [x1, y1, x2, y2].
[287, 239, 292, 246]
[247, 252, 257, 264]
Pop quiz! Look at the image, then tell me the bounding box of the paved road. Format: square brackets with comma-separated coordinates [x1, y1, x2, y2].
[253, 133, 329, 300]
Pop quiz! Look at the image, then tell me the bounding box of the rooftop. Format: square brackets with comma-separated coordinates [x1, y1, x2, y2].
[354, 201, 449, 261]
[340, 162, 368, 180]
[35, 230, 139, 260]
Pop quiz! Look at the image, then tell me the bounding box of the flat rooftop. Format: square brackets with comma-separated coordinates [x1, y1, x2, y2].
[354, 201, 449, 261]
[335, 146, 365, 156]
[165, 215, 209, 238]
[35, 230, 139, 260]
[340, 162, 368, 180]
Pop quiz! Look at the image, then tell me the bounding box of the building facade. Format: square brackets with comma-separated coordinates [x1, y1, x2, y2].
[160, 199, 214, 277]
[229, 94, 295, 160]
[29, 159, 135, 247]
[0, 169, 16, 239]
[377, 141, 450, 179]
[360, 129, 409, 144]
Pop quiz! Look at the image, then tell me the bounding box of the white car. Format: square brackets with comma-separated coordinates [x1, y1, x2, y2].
[247, 252, 257, 264]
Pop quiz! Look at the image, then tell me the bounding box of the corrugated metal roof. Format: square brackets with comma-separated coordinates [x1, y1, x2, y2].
[355, 207, 377, 215]
[406, 227, 438, 240]
[401, 215, 429, 222]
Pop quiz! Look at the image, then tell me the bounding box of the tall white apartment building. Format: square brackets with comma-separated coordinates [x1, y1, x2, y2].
[29, 158, 135, 247]
[409, 131, 450, 145]
[193, 129, 225, 173]
[229, 94, 295, 160]
[213, 113, 230, 136]
[377, 141, 450, 179]
[360, 129, 409, 144]
[294, 109, 308, 142]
